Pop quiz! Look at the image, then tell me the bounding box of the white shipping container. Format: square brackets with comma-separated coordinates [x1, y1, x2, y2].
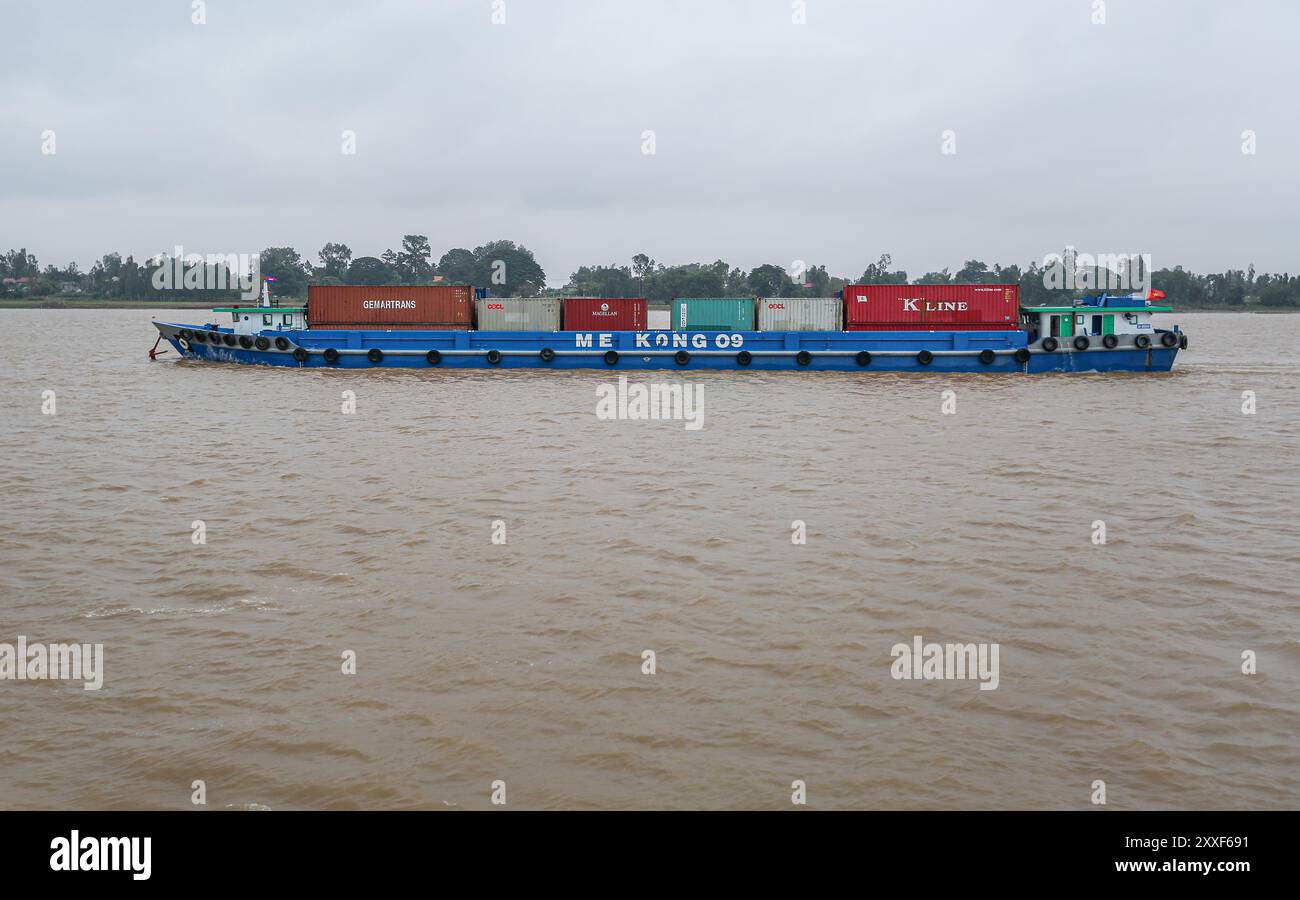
[475, 299, 562, 331]
[647, 309, 671, 330]
[756, 297, 842, 331]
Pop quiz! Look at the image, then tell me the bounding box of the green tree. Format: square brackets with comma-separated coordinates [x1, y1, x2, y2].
[473, 240, 546, 296]
[318, 242, 353, 279]
[747, 263, 790, 297]
[344, 256, 394, 285]
[437, 248, 477, 284]
[259, 247, 311, 298]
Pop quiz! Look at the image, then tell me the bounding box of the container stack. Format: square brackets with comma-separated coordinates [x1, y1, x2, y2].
[307, 285, 474, 330]
[562, 298, 646, 331]
[756, 297, 842, 331]
[842, 284, 1019, 330]
[474, 298, 562, 331]
[671, 298, 756, 332]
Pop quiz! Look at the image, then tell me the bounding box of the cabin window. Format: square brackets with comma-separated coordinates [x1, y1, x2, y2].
[1091, 315, 1102, 335]
[283, 315, 293, 326]
[1075, 315, 1085, 326]
[263, 314, 272, 326]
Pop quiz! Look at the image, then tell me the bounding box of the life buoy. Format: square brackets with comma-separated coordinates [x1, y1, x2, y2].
[1160, 332, 1178, 348]
[539, 347, 555, 362]
[1014, 348, 1031, 365]
[1102, 334, 1118, 349]
[486, 349, 503, 365]
[274, 337, 290, 351]
[603, 350, 619, 365]
[254, 336, 270, 351]
[292, 348, 308, 363]
[223, 334, 238, 347]
[978, 349, 995, 365]
[1041, 337, 1059, 352]
[1073, 335, 1090, 351]
[674, 349, 690, 365]
[324, 348, 340, 364]
[795, 350, 812, 366]
[425, 349, 441, 365]
[917, 350, 933, 366]
[177, 337, 191, 351]
[367, 348, 384, 363]
[855, 350, 872, 366]
[1134, 334, 1151, 350]
[736, 350, 753, 366]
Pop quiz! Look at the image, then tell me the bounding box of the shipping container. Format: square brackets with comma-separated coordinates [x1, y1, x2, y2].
[563, 297, 646, 331]
[757, 297, 842, 331]
[647, 309, 671, 330]
[842, 284, 1019, 330]
[672, 298, 755, 331]
[304, 323, 468, 331]
[474, 298, 562, 331]
[307, 284, 474, 327]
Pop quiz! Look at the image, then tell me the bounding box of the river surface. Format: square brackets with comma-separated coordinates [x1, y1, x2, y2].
[1, 309, 1296, 809]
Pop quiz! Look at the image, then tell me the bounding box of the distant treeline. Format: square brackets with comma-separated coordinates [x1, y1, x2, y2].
[2, 240, 1297, 308]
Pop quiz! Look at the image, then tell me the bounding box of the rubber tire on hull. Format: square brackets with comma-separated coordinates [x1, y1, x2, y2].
[917, 350, 934, 366]
[604, 350, 619, 366]
[254, 336, 270, 351]
[539, 347, 555, 362]
[1179, 334, 1188, 350]
[674, 350, 690, 366]
[1134, 334, 1151, 350]
[978, 349, 996, 365]
[486, 349, 502, 365]
[191, 331, 206, 343]
[1014, 348, 1031, 365]
[223, 334, 238, 347]
[324, 348, 340, 364]
[1041, 337, 1059, 353]
[1160, 332, 1178, 348]
[795, 350, 812, 366]
[367, 348, 384, 364]
[179, 329, 194, 341]
[736, 350, 752, 366]
[425, 349, 441, 365]
[238, 336, 253, 349]
[292, 348, 309, 363]
[274, 337, 291, 351]
[1102, 334, 1118, 349]
[856, 351, 872, 366]
[1073, 335, 1090, 351]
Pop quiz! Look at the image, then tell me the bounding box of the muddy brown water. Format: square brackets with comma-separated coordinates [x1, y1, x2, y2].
[1, 310, 1296, 809]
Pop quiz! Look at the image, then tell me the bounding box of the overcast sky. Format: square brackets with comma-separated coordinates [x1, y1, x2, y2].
[2, 0, 1296, 285]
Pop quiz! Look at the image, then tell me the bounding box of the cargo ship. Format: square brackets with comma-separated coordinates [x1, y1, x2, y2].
[149, 284, 1186, 372]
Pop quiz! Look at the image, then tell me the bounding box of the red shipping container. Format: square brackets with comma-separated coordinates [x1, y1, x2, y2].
[308, 285, 474, 327]
[843, 284, 1019, 330]
[562, 298, 646, 331]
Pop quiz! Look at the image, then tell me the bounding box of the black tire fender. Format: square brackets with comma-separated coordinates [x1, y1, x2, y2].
[917, 350, 934, 366]
[539, 347, 555, 362]
[1073, 335, 1090, 351]
[603, 350, 619, 365]
[324, 348, 340, 364]
[795, 350, 812, 366]
[855, 350, 872, 366]
[736, 350, 752, 366]
[425, 349, 442, 365]
[1160, 332, 1178, 348]
[1041, 336, 1059, 352]
[292, 347, 309, 363]
[674, 349, 690, 366]
[367, 348, 384, 363]
[978, 349, 996, 365]
[274, 336, 290, 351]
[1102, 334, 1118, 349]
[486, 349, 502, 365]
[1134, 334, 1151, 350]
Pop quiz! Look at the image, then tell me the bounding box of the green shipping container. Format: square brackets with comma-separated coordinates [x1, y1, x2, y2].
[672, 298, 756, 331]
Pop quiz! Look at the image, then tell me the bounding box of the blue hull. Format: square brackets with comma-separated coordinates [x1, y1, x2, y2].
[155, 323, 1180, 373]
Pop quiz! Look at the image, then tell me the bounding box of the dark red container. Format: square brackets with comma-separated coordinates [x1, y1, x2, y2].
[843, 284, 1019, 330]
[562, 297, 646, 331]
[308, 284, 474, 327]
